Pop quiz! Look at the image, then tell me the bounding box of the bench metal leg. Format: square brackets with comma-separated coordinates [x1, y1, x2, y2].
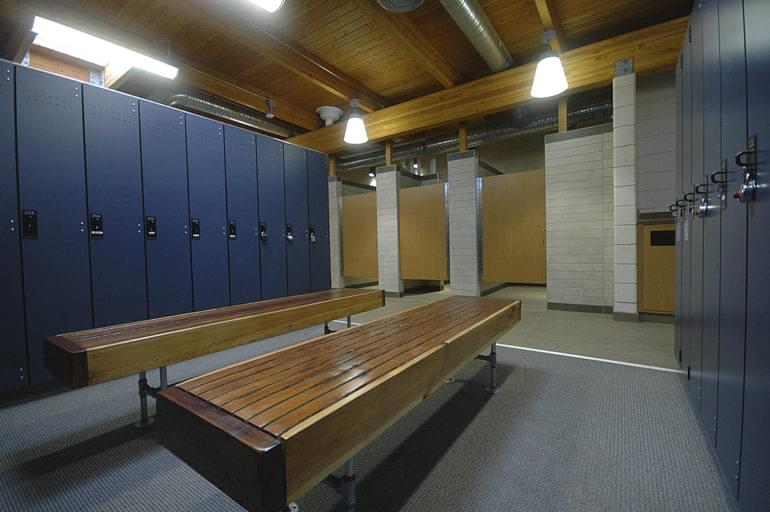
[134, 371, 152, 428]
[341, 458, 356, 511]
[159, 366, 168, 389]
[486, 343, 498, 394]
[346, 315, 352, 329]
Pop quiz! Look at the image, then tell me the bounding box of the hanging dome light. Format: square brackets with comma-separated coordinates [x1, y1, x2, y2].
[344, 98, 369, 144]
[531, 30, 568, 98]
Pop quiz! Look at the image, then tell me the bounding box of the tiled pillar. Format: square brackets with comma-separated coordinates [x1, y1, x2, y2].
[328, 177, 344, 289]
[447, 150, 481, 297]
[375, 165, 403, 296]
[613, 70, 639, 319]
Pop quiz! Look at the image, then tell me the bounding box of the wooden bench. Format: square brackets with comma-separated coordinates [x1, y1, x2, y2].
[44, 289, 384, 424]
[157, 296, 520, 511]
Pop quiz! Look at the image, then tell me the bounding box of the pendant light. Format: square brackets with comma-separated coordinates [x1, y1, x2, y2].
[531, 29, 568, 98]
[344, 98, 369, 145]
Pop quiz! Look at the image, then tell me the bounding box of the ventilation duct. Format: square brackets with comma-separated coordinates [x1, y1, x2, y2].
[439, 0, 513, 72]
[376, 0, 426, 12]
[336, 101, 612, 171]
[166, 94, 292, 138]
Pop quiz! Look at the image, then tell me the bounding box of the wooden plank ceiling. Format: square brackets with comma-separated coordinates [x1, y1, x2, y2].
[0, 0, 690, 141]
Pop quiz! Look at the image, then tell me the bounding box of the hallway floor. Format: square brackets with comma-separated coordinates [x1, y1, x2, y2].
[350, 285, 677, 370]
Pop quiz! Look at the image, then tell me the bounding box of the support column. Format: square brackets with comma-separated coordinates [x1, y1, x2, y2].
[447, 150, 481, 297]
[612, 61, 639, 320]
[375, 165, 403, 297]
[328, 176, 344, 289]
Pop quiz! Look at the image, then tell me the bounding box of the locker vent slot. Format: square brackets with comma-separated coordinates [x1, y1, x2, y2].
[650, 230, 675, 246]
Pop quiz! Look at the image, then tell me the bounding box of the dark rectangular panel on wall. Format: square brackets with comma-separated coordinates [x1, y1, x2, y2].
[688, 8, 705, 410]
[257, 135, 287, 299]
[739, 0, 770, 509]
[83, 84, 147, 327]
[307, 149, 331, 292]
[698, 0, 721, 448]
[16, 66, 92, 384]
[224, 125, 261, 305]
[715, 0, 748, 496]
[0, 61, 27, 391]
[284, 143, 310, 296]
[139, 100, 192, 318]
[186, 114, 229, 311]
[680, 23, 693, 388]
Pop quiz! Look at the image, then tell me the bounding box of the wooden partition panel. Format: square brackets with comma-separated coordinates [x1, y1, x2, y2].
[482, 170, 546, 284]
[342, 192, 378, 279]
[399, 184, 448, 281]
[638, 223, 675, 314]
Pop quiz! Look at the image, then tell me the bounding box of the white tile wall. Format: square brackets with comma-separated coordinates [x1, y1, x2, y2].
[448, 151, 481, 297]
[375, 166, 403, 294]
[545, 125, 614, 308]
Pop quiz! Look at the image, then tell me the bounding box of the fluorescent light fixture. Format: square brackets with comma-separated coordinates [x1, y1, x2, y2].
[344, 99, 368, 144]
[412, 162, 419, 169]
[248, 0, 285, 12]
[31, 16, 178, 80]
[530, 50, 568, 98]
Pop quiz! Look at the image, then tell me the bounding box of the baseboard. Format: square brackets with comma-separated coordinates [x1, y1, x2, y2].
[481, 283, 507, 297]
[547, 302, 613, 314]
[639, 313, 674, 324]
[613, 312, 640, 322]
[384, 291, 405, 298]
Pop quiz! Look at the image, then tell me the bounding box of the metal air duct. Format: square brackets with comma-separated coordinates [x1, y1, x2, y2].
[439, 0, 513, 71]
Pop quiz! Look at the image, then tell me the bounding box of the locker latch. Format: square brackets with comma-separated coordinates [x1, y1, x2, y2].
[228, 220, 237, 240]
[259, 222, 267, 241]
[711, 159, 728, 210]
[145, 216, 157, 239]
[309, 224, 317, 243]
[191, 218, 201, 240]
[285, 224, 294, 243]
[89, 213, 104, 239]
[733, 136, 757, 203]
[22, 210, 38, 239]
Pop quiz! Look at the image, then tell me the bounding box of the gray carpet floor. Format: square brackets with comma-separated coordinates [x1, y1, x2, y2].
[0, 325, 734, 512]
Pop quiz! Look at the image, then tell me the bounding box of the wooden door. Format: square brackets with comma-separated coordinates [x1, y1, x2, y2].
[482, 170, 546, 284]
[399, 184, 448, 280]
[638, 223, 676, 314]
[342, 192, 378, 279]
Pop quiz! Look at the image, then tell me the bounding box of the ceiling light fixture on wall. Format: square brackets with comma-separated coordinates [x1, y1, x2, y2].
[31, 16, 178, 79]
[344, 98, 368, 145]
[248, 0, 285, 13]
[531, 29, 568, 98]
[368, 168, 376, 178]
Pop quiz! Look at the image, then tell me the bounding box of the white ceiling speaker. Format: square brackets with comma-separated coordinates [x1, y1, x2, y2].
[376, 0, 425, 13]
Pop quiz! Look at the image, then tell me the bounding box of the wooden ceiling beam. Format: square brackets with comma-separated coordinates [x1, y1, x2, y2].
[288, 17, 688, 154]
[185, 0, 390, 112]
[533, 0, 567, 52]
[4, 0, 319, 130]
[353, 0, 460, 88]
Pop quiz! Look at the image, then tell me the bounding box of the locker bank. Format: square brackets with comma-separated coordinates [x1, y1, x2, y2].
[0, 1, 768, 511]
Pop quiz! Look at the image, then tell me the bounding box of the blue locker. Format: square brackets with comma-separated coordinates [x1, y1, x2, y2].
[674, 56, 683, 372]
[739, 0, 770, 509]
[688, 8, 705, 409]
[715, 0, 748, 496]
[698, 0, 721, 447]
[186, 114, 229, 311]
[257, 135, 288, 299]
[680, 24, 693, 387]
[0, 61, 27, 390]
[307, 149, 331, 292]
[16, 66, 92, 384]
[284, 143, 310, 296]
[139, 100, 192, 318]
[83, 84, 148, 327]
[224, 125, 261, 305]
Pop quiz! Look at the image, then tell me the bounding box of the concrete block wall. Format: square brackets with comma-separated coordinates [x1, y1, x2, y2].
[613, 73, 638, 316]
[328, 177, 344, 289]
[544, 124, 614, 311]
[636, 71, 677, 214]
[375, 165, 403, 296]
[447, 150, 482, 297]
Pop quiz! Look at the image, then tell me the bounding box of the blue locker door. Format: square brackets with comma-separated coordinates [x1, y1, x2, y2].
[680, 25, 693, 385]
[284, 144, 310, 296]
[186, 114, 229, 311]
[308, 150, 331, 292]
[225, 125, 261, 305]
[698, 0, 721, 447]
[257, 135, 287, 299]
[688, 8, 705, 409]
[0, 61, 27, 390]
[139, 100, 192, 318]
[83, 85, 147, 327]
[739, 0, 770, 509]
[16, 66, 92, 384]
[674, 56, 683, 371]
[715, 0, 748, 496]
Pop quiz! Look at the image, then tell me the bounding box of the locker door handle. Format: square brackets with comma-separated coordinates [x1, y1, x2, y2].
[735, 149, 756, 169]
[683, 192, 695, 202]
[695, 183, 709, 194]
[89, 213, 104, 239]
[675, 199, 687, 208]
[259, 222, 268, 241]
[145, 216, 157, 239]
[228, 220, 237, 240]
[309, 224, 317, 244]
[285, 224, 294, 243]
[710, 169, 728, 184]
[191, 218, 201, 240]
[22, 210, 38, 239]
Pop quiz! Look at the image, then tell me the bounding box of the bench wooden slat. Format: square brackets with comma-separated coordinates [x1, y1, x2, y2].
[44, 289, 384, 387]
